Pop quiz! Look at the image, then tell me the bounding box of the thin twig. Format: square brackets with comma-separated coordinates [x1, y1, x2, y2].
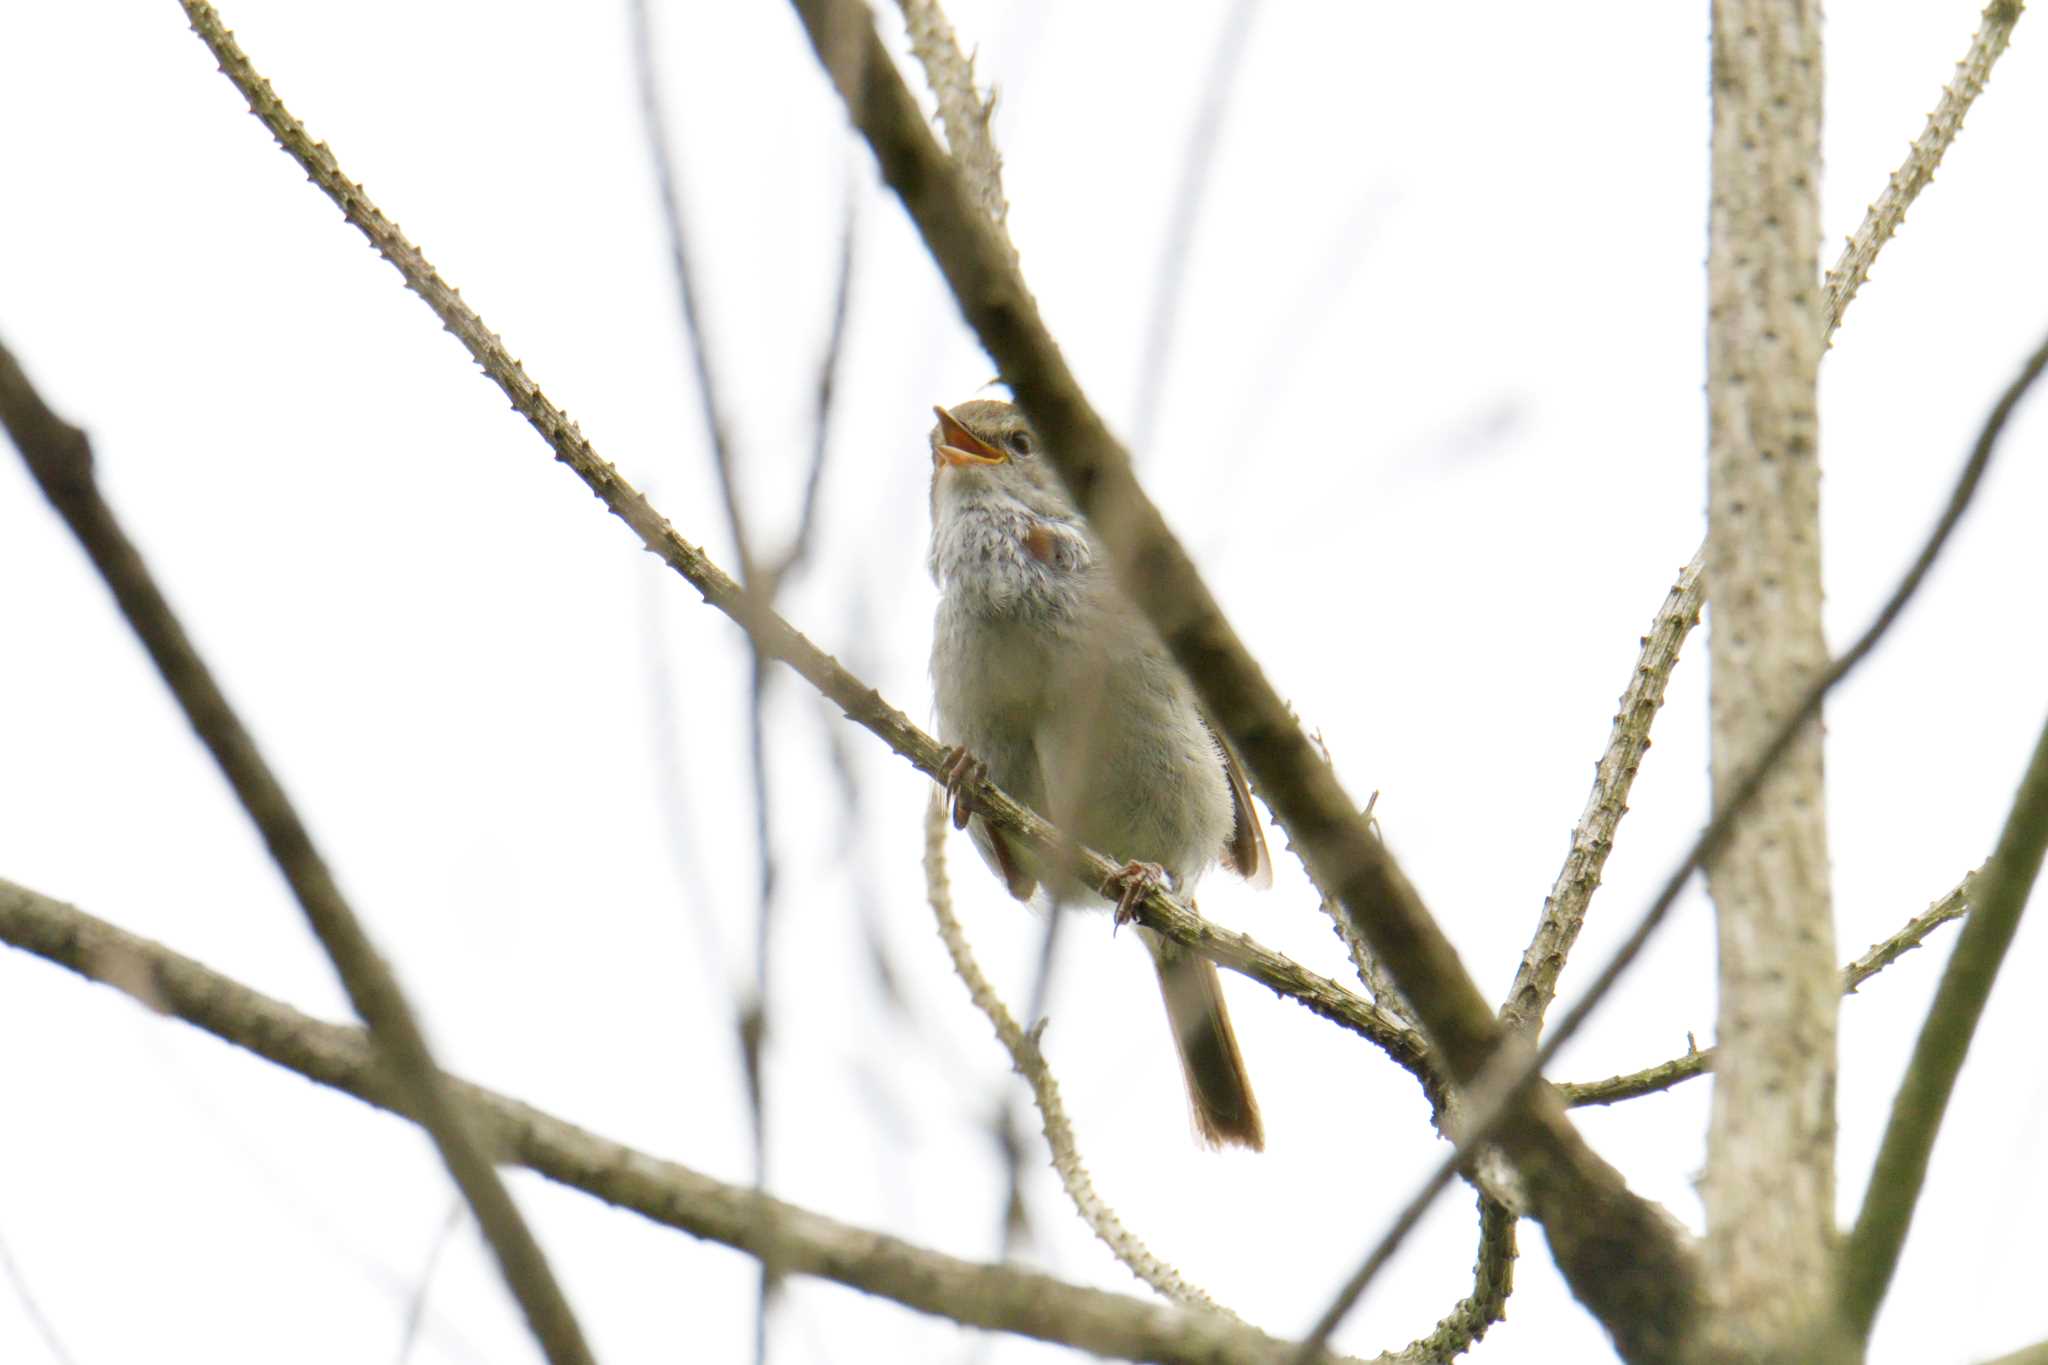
[1823, 0, 2026, 345]
[639, 578, 733, 987]
[922, 799, 1236, 1316]
[1842, 713, 2048, 1334]
[1980, 1340, 2048, 1365]
[1391, 1193, 1515, 1365]
[395, 1199, 465, 1365]
[1843, 876, 1976, 993]
[0, 1218, 78, 1365]
[765, 189, 859, 590]
[0, 330, 594, 1365]
[1557, 874, 1974, 1107]
[626, 5, 782, 1351]
[0, 878, 1342, 1365]
[892, 0, 1008, 228]
[1130, 0, 1260, 458]
[629, 0, 754, 581]
[1300, 773, 1409, 1022]
[813, 687, 914, 1020]
[1296, 311, 2048, 1358]
[1499, 551, 1705, 1039]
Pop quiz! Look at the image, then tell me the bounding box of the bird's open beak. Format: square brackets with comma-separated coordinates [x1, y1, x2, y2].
[932, 406, 1007, 468]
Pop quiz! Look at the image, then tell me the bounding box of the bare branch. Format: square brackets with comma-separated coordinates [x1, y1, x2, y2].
[1500, 551, 1705, 1039]
[0, 1219, 77, 1365]
[1131, 0, 1260, 456]
[1391, 1192, 1515, 1365]
[892, 0, 1008, 227]
[629, 0, 755, 581]
[1557, 874, 1974, 1107]
[1824, 0, 2027, 344]
[395, 1199, 465, 1365]
[1295, 775, 1409, 1024]
[0, 878, 1346, 1365]
[1556, 1042, 1712, 1112]
[0, 331, 594, 1365]
[1843, 682, 2048, 1336]
[1844, 875, 1976, 995]
[922, 799, 1236, 1317]
[767, 192, 859, 589]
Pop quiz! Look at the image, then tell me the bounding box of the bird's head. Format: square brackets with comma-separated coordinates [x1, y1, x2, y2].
[927, 399, 1079, 525]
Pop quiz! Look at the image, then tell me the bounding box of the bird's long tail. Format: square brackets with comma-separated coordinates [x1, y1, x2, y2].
[1139, 928, 1264, 1151]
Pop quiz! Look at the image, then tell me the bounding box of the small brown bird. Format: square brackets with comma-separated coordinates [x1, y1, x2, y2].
[926, 399, 1270, 1150]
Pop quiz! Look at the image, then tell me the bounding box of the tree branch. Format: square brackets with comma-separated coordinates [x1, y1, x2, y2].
[921, 799, 1237, 1319]
[0, 334, 595, 1365]
[1823, 0, 2026, 343]
[627, 5, 806, 1350]
[891, 0, 1009, 229]
[1130, 0, 1260, 456]
[1841, 711, 2048, 1337]
[1392, 1192, 1514, 1365]
[1500, 550, 1705, 1039]
[0, 877, 1343, 1365]
[1555, 875, 1974, 1107]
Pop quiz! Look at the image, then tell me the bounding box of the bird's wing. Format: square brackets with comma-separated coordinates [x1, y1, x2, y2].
[1206, 716, 1272, 888]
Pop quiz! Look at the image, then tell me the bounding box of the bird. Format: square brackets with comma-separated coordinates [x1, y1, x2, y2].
[926, 397, 1270, 1150]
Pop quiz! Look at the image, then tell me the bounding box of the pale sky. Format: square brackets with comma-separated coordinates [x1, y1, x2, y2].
[3, 3, 2046, 1363]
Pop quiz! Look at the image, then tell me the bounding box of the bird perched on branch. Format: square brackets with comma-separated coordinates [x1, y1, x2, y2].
[926, 398, 1270, 1150]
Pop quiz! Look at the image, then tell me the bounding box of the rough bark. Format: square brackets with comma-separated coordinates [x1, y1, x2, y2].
[1700, 2, 1842, 1358]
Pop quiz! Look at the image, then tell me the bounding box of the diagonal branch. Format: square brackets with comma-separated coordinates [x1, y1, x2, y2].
[1393, 1192, 1515, 1365]
[1130, 0, 1260, 457]
[892, 0, 1009, 229]
[0, 336, 594, 1365]
[627, 5, 812, 1351]
[0, 877, 1343, 1365]
[1556, 874, 1974, 1107]
[922, 799, 1236, 1318]
[1499, 550, 1705, 1039]
[1823, 0, 2026, 344]
[1841, 710, 2048, 1337]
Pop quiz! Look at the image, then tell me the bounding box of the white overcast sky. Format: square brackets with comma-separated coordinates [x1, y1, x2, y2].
[4, 3, 2047, 1363]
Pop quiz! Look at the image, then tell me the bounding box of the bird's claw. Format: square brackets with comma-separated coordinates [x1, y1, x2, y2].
[1107, 860, 1170, 933]
[941, 745, 987, 831]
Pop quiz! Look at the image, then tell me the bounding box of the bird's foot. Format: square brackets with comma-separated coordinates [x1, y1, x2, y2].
[1108, 860, 1171, 932]
[940, 745, 987, 830]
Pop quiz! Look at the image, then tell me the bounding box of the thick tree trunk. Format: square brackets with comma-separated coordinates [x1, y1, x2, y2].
[1700, 1, 1843, 1359]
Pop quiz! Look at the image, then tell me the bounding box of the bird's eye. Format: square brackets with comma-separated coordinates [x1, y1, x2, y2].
[1007, 430, 1034, 456]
